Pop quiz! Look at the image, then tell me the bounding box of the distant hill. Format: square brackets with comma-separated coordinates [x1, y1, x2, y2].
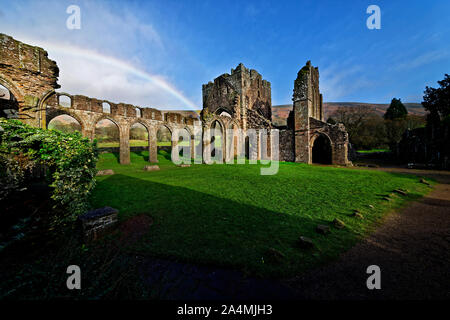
[272, 102, 425, 126]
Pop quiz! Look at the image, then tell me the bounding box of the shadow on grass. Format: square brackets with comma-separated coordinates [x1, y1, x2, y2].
[92, 174, 366, 278]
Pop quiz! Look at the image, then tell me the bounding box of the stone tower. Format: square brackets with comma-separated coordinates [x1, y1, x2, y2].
[292, 60, 349, 165]
[293, 61, 323, 162]
[202, 63, 272, 130]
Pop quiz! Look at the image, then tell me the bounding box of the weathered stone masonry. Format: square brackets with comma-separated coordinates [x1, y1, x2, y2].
[1, 34, 349, 166]
[202, 60, 350, 165]
[0, 34, 199, 165]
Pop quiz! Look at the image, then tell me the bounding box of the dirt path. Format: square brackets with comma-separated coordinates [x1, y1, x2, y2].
[286, 168, 450, 300]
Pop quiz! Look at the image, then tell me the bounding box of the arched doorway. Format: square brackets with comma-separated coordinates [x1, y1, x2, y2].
[227, 122, 239, 160]
[0, 83, 19, 119]
[177, 128, 191, 162]
[48, 114, 82, 134]
[157, 125, 172, 160]
[210, 120, 223, 160]
[130, 122, 149, 148]
[95, 119, 120, 148]
[312, 134, 332, 164]
[130, 122, 149, 161]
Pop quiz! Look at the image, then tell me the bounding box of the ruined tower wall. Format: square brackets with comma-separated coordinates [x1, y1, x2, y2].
[293, 61, 349, 165]
[0, 33, 60, 126]
[292, 63, 313, 163]
[202, 63, 271, 130]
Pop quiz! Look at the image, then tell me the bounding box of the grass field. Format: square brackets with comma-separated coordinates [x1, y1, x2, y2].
[91, 151, 431, 277]
[357, 149, 389, 153]
[97, 140, 194, 148]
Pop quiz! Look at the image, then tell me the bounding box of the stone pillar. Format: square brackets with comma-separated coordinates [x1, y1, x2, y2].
[119, 125, 130, 165]
[149, 125, 158, 163]
[293, 62, 314, 164]
[171, 129, 178, 163]
[82, 124, 94, 142]
[294, 100, 310, 163]
[222, 128, 226, 162]
[256, 130, 261, 161]
[190, 135, 195, 160]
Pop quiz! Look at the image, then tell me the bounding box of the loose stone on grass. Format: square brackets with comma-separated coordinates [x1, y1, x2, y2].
[393, 189, 407, 196]
[420, 178, 431, 186]
[265, 247, 285, 263]
[177, 164, 191, 168]
[316, 224, 331, 235]
[96, 169, 114, 176]
[332, 218, 345, 229]
[143, 165, 160, 171]
[368, 204, 374, 209]
[298, 236, 315, 249]
[351, 212, 364, 219]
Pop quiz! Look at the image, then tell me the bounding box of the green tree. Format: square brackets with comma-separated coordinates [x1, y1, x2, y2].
[384, 98, 408, 120]
[422, 74, 450, 123]
[421, 74, 450, 165]
[326, 117, 336, 125]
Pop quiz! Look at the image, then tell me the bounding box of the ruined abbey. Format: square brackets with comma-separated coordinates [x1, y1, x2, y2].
[0, 33, 349, 166]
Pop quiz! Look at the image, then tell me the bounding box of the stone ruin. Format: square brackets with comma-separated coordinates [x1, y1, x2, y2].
[202, 61, 350, 165]
[0, 33, 349, 166]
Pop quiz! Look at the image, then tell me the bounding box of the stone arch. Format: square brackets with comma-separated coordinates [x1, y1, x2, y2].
[0, 76, 24, 103]
[205, 116, 226, 131]
[157, 124, 173, 156]
[37, 90, 56, 128]
[310, 133, 333, 164]
[136, 107, 142, 118]
[94, 117, 121, 149]
[128, 118, 150, 132]
[102, 101, 111, 114]
[209, 119, 225, 160]
[47, 114, 82, 134]
[227, 120, 240, 160]
[43, 90, 87, 135]
[215, 107, 232, 118]
[175, 127, 192, 161]
[128, 120, 150, 162]
[57, 93, 72, 108]
[0, 81, 20, 119]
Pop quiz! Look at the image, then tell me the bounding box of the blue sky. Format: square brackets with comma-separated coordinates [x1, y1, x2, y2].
[0, 0, 449, 110]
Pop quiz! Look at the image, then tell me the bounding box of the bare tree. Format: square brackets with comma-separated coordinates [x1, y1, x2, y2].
[328, 105, 376, 143]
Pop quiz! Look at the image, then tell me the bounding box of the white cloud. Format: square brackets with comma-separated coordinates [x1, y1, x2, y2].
[394, 50, 449, 71]
[320, 64, 373, 101]
[0, 0, 198, 110]
[53, 50, 193, 109]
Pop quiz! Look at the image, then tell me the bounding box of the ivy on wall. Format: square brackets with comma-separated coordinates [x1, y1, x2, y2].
[0, 119, 98, 225]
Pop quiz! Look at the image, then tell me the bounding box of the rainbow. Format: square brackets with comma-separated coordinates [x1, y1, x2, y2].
[21, 37, 198, 110]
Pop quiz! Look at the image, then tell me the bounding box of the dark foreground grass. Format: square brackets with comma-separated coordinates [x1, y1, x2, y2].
[91, 151, 431, 277]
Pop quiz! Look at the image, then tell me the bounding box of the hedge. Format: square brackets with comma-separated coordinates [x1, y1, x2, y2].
[0, 119, 98, 225]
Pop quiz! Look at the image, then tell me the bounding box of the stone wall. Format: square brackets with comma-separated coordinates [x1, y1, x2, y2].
[2, 33, 350, 167]
[292, 61, 349, 165]
[202, 63, 272, 130]
[0, 33, 60, 126]
[309, 118, 349, 165]
[78, 207, 118, 242]
[279, 129, 295, 162]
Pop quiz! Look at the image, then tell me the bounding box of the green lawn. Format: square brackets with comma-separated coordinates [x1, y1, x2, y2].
[357, 149, 389, 153]
[97, 140, 195, 148]
[91, 151, 431, 277]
